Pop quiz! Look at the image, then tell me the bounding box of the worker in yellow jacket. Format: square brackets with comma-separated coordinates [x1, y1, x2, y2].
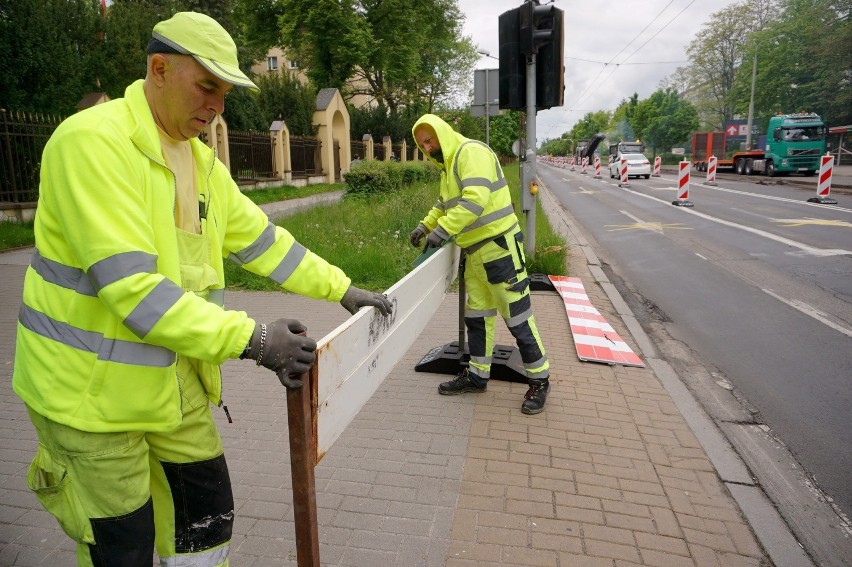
[13, 12, 391, 566]
[410, 114, 550, 415]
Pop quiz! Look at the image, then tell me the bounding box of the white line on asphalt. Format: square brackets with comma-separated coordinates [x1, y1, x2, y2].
[696, 253, 708, 260]
[694, 183, 850, 213]
[761, 288, 852, 338]
[615, 186, 852, 257]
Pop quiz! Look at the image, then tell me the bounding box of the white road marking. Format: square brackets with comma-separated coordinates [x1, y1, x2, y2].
[762, 288, 852, 338]
[613, 186, 852, 257]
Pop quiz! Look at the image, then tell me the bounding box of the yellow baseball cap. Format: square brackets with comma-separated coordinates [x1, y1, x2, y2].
[149, 12, 259, 90]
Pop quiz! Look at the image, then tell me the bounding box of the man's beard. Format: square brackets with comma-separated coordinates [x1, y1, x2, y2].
[430, 149, 444, 163]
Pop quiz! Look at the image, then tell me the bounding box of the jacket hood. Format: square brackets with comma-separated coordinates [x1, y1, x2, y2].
[412, 114, 466, 169]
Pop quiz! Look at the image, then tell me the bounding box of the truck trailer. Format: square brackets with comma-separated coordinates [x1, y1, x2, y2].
[692, 112, 826, 177]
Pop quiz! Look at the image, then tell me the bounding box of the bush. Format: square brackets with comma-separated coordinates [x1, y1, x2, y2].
[343, 160, 438, 196]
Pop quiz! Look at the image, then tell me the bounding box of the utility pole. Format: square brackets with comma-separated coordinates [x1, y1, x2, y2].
[524, 53, 537, 258]
[497, 0, 564, 258]
[746, 51, 757, 149]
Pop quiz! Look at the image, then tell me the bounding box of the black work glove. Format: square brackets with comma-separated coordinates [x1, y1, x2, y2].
[425, 231, 446, 249]
[241, 319, 317, 388]
[409, 223, 428, 248]
[340, 285, 393, 316]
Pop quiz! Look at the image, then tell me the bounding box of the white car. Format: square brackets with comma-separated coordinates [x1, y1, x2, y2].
[609, 153, 651, 179]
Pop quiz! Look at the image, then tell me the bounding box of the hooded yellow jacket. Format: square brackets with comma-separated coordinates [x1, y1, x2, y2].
[13, 80, 350, 433]
[412, 114, 518, 250]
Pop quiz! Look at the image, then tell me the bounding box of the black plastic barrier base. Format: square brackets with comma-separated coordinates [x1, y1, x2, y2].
[807, 196, 838, 204]
[415, 341, 528, 383]
[672, 199, 694, 207]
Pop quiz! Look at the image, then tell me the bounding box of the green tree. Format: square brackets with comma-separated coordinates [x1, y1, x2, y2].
[683, 0, 777, 129]
[637, 91, 699, 155]
[487, 111, 523, 158]
[277, 0, 369, 91]
[608, 94, 639, 142]
[570, 110, 611, 144]
[0, 0, 104, 115]
[737, 0, 851, 127]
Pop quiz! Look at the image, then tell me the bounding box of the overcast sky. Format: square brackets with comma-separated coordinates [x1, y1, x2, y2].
[461, 0, 740, 142]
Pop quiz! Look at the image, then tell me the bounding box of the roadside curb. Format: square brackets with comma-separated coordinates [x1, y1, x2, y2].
[536, 181, 816, 567]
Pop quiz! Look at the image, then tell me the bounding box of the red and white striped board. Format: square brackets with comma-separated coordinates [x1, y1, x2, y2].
[818, 155, 834, 197]
[569, 156, 576, 171]
[548, 275, 645, 367]
[672, 161, 694, 207]
[652, 156, 661, 177]
[581, 156, 589, 174]
[706, 155, 718, 186]
[593, 155, 602, 179]
[807, 155, 838, 204]
[618, 156, 630, 187]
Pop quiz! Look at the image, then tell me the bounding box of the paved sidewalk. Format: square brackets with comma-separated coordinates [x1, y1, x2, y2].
[0, 192, 776, 565]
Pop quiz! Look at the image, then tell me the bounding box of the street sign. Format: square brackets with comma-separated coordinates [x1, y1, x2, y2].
[471, 68, 500, 117]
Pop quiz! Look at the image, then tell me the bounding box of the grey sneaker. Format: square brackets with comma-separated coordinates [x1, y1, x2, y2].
[521, 381, 550, 414]
[438, 370, 487, 395]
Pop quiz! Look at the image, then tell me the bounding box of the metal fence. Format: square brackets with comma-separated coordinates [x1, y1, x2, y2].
[374, 143, 386, 161]
[228, 129, 275, 181]
[351, 140, 366, 161]
[290, 136, 322, 176]
[2, 110, 333, 205]
[1, 109, 64, 203]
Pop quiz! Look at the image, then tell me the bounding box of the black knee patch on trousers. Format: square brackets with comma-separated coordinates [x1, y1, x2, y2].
[88, 498, 154, 567]
[465, 316, 487, 357]
[509, 320, 544, 363]
[161, 454, 234, 553]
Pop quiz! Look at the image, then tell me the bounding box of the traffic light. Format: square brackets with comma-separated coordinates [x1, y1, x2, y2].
[498, 7, 525, 110]
[519, 0, 556, 56]
[498, 1, 564, 111]
[536, 7, 564, 110]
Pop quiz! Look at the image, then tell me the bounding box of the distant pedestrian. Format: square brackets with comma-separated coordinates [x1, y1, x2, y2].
[13, 11, 390, 566]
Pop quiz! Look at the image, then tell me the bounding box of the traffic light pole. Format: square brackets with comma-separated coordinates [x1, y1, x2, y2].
[524, 53, 537, 259]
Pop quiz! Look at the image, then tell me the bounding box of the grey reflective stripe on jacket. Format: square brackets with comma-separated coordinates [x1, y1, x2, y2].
[450, 140, 516, 253]
[31, 248, 158, 297]
[18, 304, 175, 367]
[29, 247, 187, 339]
[228, 221, 307, 285]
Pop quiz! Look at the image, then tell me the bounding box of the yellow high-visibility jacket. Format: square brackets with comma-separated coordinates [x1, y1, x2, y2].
[412, 114, 518, 250]
[13, 80, 350, 433]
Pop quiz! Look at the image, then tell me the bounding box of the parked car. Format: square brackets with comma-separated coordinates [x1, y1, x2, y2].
[609, 153, 651, 179]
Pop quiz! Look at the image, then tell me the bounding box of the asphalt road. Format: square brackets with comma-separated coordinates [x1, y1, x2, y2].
[537, 163, 852, 521]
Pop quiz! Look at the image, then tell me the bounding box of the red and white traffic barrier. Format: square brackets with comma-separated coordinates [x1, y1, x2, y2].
[548, 275, 645, 367]
[706, 155, 718, 186]
[569, 156, 575, 171]
[808, 155, 838, 204]
[593, 155, 601, 179]
[672, 160, 693, 207]
[618, 156, 629, 187]
[581, 156, 589, 174]
[652, 156, 661, 177]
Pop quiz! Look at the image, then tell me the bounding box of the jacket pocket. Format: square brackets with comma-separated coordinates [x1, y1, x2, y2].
[27, 447, 95, 544]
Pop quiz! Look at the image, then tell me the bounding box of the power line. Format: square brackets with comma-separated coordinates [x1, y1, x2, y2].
[566, 56, 690, 65]
[545, 0, 698, 139]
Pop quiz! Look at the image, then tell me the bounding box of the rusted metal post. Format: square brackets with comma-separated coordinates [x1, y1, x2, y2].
[285, 362, 320, 566]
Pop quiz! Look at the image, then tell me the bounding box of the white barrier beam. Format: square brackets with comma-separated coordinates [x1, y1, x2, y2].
[314, 244, 459, 462]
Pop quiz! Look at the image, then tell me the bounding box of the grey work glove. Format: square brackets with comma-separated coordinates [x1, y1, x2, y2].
[409, 223, 428, 248]
[425, 231, 446, 249]
[340, 285, 393, 317]
[241, 319, 317, 388]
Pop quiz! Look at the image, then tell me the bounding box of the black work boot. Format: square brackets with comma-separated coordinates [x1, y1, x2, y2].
[438, 370, 486, 396]
[521, 380, 550, 414]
